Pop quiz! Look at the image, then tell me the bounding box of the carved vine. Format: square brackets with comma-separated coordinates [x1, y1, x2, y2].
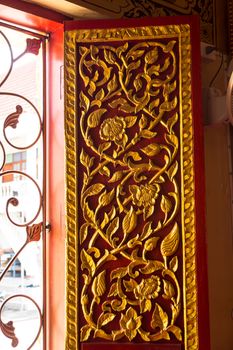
[77, 38, 182, 342]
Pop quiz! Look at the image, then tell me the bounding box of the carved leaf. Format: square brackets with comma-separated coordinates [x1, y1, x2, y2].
[108, 282, 118, 297]
[98, 142, 111, 154]
[97, 312, 115, 328]
[125, 151, 142, 162]
[163, 279, 175, 299]
[140, 299, 152, 313]
[165, 133, 178, 148]
[92, 270, 106, 299]
[99, 188, 115, 207]
[167, 113, 178, 133]
[26, 222, 42, 242]
[108, 206, 116, 221]
[106, 217, 119, 240]
[107, 75, 118, 93]
[123, 278, 138, 292]
[139, 329, 151, 341]
[104, 50, 116, 65]
[94, 329, 108, 339]
[164, 40, 176, 53]
[80, 325, 92, 341]
[160, 97, 177, 111]
[143, 205, 154, 220]
[88, 80, 96, 95]
[161, 222, 179, 257]
[79, 223, 89, 244]
[124, 116, 137, 128]
[164, 81, 177, 95]
[140, 261, 164, 274]
[116, 42, 128, 57]
[130, 49, 145, 60]
[99, 165, 110, 177]
[80, 91, 90, 112]
[87, 108, 106, 128]
[101, 212, 109, 229]
[160, 57, 170, 72]
[110, 267, 127, 281]
[135, 94, 150, 113]
[90, 44, 99, 59]
[151, 303, 168, 330]
[147, 65, 160, 76]
[83, 202, 95, 222]
[141, 143, 161, 157]
[81, 249, 96, 276]
[109, 97, 127, 109]
[168, 325, 182, 341]
[167, 161, 178, 181]
[134, 78, 143, 92]
[149, 98, 160, 112]
[83, 183, 105, 199]
[162, 331, 170, 340]
[80, 149, 91, 169]
[121, 104, 136, 113]
[169, 256, 178, 272]
[145, 48, 158, 64]
[95, 88, 105, 101]
[141, 130, 157, 139]
[139, 114, 148, 129]
[160, 195, 172, 214]
[109, 171, 123, 183]
[127, 59, 141, 73]
[112, 330, 124, 341]
[144, 237, 159, 251]
[122, 206, 137, 235]
[141, 221, 153, 240]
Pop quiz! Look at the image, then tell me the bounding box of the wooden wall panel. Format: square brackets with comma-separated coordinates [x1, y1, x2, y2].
[204, 124, 233, 350]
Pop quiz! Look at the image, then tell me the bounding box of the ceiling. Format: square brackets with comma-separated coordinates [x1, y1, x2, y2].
[23, 0, 107, 19]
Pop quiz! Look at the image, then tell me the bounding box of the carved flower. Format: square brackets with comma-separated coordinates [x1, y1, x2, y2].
[100, 117, 126, 143]
[134, 276, 161, 300]
[129, 183, 160, 219]
[119, 307, 142, 341]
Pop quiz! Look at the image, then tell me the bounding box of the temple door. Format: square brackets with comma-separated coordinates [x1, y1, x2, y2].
[64, 16, 210, 350]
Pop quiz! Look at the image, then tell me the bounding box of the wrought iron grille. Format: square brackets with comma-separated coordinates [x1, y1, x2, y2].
[0, 22, 48, 350]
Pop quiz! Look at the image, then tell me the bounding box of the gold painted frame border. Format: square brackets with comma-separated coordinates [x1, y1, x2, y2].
[65, 23, 198, 350]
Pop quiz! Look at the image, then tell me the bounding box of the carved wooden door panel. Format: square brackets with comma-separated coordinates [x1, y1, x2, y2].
[65, 16, 210, 350]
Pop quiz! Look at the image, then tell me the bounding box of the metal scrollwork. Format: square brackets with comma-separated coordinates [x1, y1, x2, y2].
[0, 294, 43, 349]
[0, 25, 45, 349]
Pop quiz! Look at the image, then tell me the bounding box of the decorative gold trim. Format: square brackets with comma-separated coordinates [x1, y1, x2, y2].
[65, 29, 78, 350]
[65, 23, 198, 350]
[179, 28, 198, 350]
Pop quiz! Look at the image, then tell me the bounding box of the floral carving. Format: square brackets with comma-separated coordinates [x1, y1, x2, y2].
[119, 307, 142, 341]
[134, 276, 161, 300]
[100, 117, 126, 144]
[71, 31, 187, 345]
[130, 183, 160, 219]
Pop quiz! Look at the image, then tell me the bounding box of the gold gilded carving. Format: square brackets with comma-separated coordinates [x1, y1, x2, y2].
[65, 24, 197, 350]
